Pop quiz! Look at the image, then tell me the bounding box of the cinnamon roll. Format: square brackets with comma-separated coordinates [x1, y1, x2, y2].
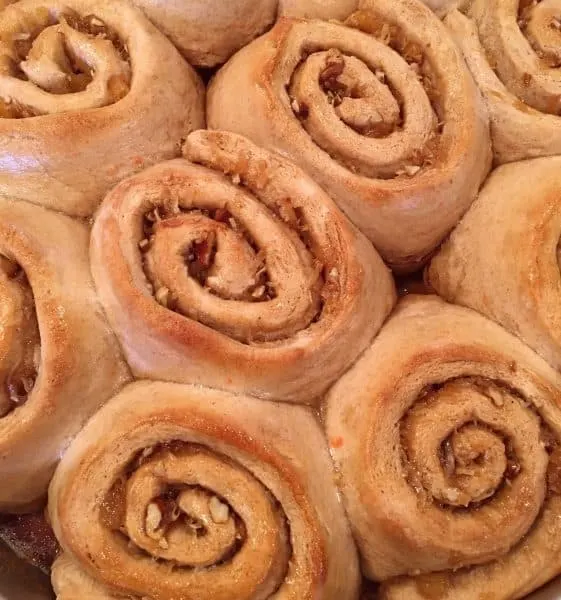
[445, 1, 561, 163]
[207, 0, 491, 270]
[0, 199, 129, 512]
[428, 156, 561, 374]
[0, 0, 204, 217]
[326, 295, 561, 599]
[49, 381, 361, 600]
[91, 130, 395, 404]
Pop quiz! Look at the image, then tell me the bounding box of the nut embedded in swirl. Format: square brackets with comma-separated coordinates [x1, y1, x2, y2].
[207, 0, 491, 270]
[48, 381, 361, 600]
[0, 198, 129, 512]
[91, 130, 395, 404]
[0, 0, 205, 217]
[326, 296, 561, 599]
[428, 156, 561, 375]
[445, 0, 561, 163]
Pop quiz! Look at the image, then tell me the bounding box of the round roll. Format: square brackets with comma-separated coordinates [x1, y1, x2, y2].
[91, 129, 395, 405]
[0, 0, 204, 217]
[130, 0, 277, 67]
[326, 295, 561, 599]
[207, 0, 491, 271]
[49, 380, 361, 600]
[428, 156, 561, 374]
[0, 199, 129, 512]
[445, 1, 561, 164]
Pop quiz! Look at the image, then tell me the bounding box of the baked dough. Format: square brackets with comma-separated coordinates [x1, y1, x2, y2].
[90, 130, 395, 404]
[327, 295, 561, 599]
[208, 0, 491, 270]
[49, 381, 361, 600]
[0, 0, 204, 216]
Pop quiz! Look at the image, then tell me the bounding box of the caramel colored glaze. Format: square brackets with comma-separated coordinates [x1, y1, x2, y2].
[396, 270, 434, 297]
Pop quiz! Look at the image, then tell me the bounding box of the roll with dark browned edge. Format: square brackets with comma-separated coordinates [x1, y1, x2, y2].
[326, 295, 561, 599]
[445, 1, 561, 164]
[0, 199, 129, 513]
[91, 129, 396, 405]
[0, 0, 205, 217]
[48, 380, 361, 600]
[428, 157, 561, 374]
[207, 0, 491, 271]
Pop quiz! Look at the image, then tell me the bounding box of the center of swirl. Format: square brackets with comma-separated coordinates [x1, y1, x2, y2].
[0, 255, 39, 418]
[400, 378, 545, 509]
[139, 182, 325, 344]
[0, 8, 130, 118]
[287, 11, 441, 179]
[316, 49, 402, 137]
[100, 443, 291, 598]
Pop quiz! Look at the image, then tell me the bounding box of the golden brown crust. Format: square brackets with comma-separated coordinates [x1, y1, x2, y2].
[0, 0, 205, 217]
[207, 1, 491, 270]
[48, 380, 361, 600]
[428, 156, 561, 374]
[326, 295, 561, 599]
[445, 2, 561, 164]
[90, 130, 395, 405]
[0, 198, 130, 512]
